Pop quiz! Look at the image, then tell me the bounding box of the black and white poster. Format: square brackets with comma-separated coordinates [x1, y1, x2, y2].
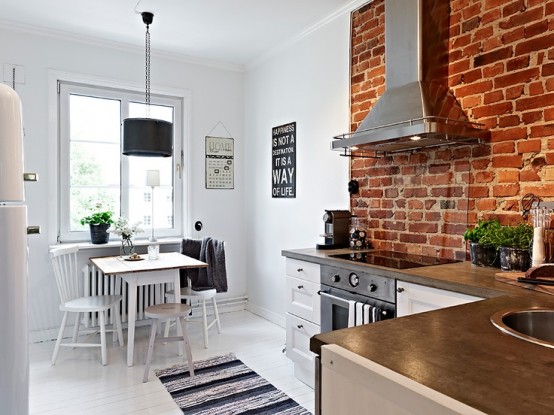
[272, 122, 296, 198]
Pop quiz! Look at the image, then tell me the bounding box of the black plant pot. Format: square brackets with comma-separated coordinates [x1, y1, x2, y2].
[89, 223, 110, 244]
[469, 242, 498, 267]
[499, 246, 531, 272]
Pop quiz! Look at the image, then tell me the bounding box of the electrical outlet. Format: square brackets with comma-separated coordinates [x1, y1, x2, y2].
[3, 64, 25, 85]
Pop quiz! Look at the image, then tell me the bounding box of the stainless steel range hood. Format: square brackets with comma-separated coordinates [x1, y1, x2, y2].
[333, 0, 490, 155]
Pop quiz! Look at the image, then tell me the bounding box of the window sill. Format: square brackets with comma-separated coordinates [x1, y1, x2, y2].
[49, 237, 183, 251]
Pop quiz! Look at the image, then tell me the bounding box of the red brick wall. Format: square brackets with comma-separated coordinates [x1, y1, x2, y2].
[350, 0, 554, 260]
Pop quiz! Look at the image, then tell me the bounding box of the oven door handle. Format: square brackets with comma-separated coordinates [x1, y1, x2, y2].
[318, 290, 352, 307]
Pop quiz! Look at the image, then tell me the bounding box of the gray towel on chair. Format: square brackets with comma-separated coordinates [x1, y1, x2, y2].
[180, 237, 228, 293]
[207, 238, 228, 293]
[180, 238, 202, 288]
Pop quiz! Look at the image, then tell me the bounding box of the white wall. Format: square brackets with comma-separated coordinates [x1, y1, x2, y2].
[0, 26, 246, 341]
[244, 15, 351, 325]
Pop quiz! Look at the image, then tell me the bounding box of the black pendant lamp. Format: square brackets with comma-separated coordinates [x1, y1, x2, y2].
[122, 12, 173, 157]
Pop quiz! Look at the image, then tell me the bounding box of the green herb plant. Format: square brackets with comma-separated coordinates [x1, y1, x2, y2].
[463, 219, 501, 245]
[80, 211, 114, 226]
[478, 223, 533, 250]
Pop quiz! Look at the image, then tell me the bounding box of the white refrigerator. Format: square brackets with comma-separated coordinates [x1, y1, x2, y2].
[0, 83, 29, 414]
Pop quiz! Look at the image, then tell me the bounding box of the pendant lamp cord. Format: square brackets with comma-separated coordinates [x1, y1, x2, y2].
[145, 21, 151, 117]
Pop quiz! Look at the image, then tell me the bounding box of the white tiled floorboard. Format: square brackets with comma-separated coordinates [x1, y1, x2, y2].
[29, 310, 315, 414]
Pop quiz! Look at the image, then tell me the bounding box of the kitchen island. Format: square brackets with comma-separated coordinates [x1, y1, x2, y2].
[283, 248, 554, 414]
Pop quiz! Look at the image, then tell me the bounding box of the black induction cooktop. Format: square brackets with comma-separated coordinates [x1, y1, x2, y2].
[330, 251, 461, 270]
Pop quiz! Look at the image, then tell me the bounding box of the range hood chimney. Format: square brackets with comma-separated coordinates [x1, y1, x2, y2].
[333, 0, 490, 155]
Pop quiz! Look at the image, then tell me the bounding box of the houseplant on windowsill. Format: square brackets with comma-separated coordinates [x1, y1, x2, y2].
[80, 211, 114, 244]
[108, 218, 144, 257]
[463, 219, 501, 267]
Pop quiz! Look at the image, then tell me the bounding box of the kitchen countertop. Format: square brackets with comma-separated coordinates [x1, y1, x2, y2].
[282, 248, 554, 414]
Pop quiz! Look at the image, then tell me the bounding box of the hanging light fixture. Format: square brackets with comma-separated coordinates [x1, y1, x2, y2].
[122, 12, 172, 157]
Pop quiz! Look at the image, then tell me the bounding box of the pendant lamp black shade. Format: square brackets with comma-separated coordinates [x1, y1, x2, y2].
[122, 118, 173, 157]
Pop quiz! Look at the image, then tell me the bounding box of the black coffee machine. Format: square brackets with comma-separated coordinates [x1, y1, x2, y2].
[316, 210, 351, 249]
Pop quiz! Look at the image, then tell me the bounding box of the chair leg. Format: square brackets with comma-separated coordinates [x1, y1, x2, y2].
[143, 319, 158, 383]
[212, 297, 221, 333]
[201, 299, 208, 349]
[177, 317, 194, 377]
[163, 318, 172, 338]
[72, 312, 81, 344]
[99, 310, 107, 366]
[114, 304, 125, 347]
[52, 311, 69, 366]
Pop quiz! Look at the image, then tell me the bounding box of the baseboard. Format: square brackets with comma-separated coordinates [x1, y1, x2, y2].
[247, 302, 286, 328]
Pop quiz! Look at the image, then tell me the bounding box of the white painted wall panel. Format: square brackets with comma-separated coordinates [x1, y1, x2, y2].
[244, 15, 351, 323]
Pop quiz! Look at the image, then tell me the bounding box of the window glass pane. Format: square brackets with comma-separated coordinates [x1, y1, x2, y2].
[71, 142, 120, 186]
[129, 102, 173, 122]
[70, 188, 120, 231]
[70, 95, 120, 143]
[128, 187, 173, 230]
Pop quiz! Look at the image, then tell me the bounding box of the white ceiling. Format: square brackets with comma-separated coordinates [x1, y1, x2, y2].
[1, 0, 366, 69]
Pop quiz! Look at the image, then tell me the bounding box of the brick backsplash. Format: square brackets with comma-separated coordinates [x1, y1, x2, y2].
[350, 0, 554, 260]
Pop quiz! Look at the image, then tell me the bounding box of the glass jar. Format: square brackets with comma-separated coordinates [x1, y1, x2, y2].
[349, 217, 368, 250]
[148, 243, 160, 260]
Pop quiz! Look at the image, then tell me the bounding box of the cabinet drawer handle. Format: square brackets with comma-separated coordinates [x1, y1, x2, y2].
[297, 268, 303, 272]
[297, 324, 303, 329]
[397, 287, 405, 293]
[297, 285, 304, 289]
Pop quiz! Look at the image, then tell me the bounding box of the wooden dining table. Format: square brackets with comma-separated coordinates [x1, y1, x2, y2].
[90, 252, 208, 367]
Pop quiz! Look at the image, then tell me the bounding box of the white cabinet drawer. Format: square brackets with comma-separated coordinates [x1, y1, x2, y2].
[286, 258, 320, 283]
[286, 276, 321, 325]
[286, 313, 319, 367]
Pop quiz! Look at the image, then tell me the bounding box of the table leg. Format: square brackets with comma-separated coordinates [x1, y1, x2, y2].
[173, 271, 184, 356]
[127, 281, 138, 367]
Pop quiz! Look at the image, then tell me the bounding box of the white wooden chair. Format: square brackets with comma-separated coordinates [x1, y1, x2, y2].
[50, 246, 124, 366]
[163, 286, 221, 348]
[143, 303, 194, 382]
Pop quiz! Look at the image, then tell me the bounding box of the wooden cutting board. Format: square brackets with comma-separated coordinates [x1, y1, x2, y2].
[495, 271, 554, 296]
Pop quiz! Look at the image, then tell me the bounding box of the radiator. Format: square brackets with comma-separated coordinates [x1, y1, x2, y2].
[82, 264, 169, 327]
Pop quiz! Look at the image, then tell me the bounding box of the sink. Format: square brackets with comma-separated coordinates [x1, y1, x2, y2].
[490, 308, 554, 349]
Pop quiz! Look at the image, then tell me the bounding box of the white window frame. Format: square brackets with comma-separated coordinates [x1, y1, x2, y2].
[52, 73, 190, 243]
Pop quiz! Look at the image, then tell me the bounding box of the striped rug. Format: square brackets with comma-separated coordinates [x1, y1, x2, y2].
[156, 353, 311, 415]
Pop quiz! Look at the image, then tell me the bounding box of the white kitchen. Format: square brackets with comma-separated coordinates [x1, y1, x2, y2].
[2, 0, 554, 414]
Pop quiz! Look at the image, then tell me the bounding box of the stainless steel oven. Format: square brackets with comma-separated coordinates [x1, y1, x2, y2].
[319, 264, 396, 332]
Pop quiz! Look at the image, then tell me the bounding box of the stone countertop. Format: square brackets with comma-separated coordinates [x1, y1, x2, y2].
[282, 248, 554, 414]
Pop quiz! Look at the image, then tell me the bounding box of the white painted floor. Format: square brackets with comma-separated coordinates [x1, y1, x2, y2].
[29, 310, 315, 414]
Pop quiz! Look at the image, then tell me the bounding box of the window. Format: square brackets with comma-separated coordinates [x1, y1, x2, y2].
[58, 81, 184, 242]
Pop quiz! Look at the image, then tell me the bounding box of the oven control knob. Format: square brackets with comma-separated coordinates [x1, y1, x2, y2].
[369, 283, 377, 292]
[332, 274, 341, 283]
[349, 273, 359, 287]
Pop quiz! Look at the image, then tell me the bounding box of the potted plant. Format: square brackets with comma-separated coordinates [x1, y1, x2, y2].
[463, 219, 500, 267]
[479, 223, 533, 272]
[80, 211, 114, 244]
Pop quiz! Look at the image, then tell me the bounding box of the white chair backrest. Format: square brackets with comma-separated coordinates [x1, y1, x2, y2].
[50, 246, 81, 304]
